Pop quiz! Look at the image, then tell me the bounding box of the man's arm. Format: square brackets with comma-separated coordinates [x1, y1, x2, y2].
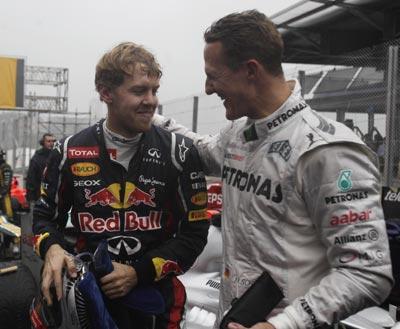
[26, 157, 41, 202]
[268, 144, 393, 329]
[32, 138, 75, 304]
[153, 113, 227, 177]
[130, 136, 210, 285]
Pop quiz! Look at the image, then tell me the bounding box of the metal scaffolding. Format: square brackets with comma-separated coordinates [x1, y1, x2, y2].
[24, 66, 68, 112]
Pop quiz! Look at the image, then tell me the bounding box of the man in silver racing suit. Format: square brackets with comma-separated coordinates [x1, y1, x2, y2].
[153, 10, 393, 329]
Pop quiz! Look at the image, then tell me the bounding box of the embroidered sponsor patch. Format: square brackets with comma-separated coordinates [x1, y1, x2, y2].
[71, 162, 100, 177]
[68, 146, 99, 158]
[268, 140, 291, 161]
[188, 209, 208, 221]
[191, 192, 208, 206]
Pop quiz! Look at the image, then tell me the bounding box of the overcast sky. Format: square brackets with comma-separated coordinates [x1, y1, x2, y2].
[1, 0, 299, 113]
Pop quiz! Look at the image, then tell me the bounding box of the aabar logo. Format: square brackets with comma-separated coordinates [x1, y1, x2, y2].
[330, 209, 371, 226]
[68, 147, 99, 159]
[191, 192, 207, 206]
[188, 209, 208, 221]
[71, 162, 100, 177]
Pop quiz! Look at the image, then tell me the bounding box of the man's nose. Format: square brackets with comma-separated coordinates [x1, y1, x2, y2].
[205, 78, 214, 95]
[143, 91, 158, 106]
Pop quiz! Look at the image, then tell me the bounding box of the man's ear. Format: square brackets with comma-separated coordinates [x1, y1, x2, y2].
[99, 86, 113, 104]
[244, 59, 261, 80]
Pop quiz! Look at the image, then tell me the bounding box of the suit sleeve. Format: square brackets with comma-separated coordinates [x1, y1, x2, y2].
[32, 139, 72, 259]
[153, 113, 227, 177]
[268, 144, 393, 329]
[26, 157, 41, 201]
[133, 138, 210, 285]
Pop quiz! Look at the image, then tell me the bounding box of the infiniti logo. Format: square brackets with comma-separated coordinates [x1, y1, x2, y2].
[107, 236, 142, 256]
[148, 148, 161, 158]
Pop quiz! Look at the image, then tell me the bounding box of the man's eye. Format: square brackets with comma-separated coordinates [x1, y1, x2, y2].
[132, 89, 145, 95]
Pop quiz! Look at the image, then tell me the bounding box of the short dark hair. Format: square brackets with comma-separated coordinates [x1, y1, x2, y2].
[40, 133, 55, 146]
[95, 42, 162, 92]
[204, 10, 284, 76]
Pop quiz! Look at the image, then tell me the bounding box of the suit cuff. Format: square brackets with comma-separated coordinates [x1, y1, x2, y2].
[132, 257, 156, 285]
[268, 306, 304, 329]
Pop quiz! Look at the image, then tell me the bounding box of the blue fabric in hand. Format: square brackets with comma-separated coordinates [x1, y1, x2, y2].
[94, 239, 165, 315]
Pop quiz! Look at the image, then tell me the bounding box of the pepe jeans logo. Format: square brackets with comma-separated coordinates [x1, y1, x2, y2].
[337, 170, 352, 192]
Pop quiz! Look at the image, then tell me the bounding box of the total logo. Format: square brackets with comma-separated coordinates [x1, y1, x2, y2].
[330, 209, 371, 226]
[78, 210, 162, 233]
[68, 146, 99, 159]
[84, 182, 156, 209]
[339, 250, 384, 264]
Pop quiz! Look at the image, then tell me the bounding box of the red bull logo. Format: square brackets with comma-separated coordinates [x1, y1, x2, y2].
[78, 210, 162, 233]
[85, 188, 119, 207]
[84, 182, 156, 209]
[152, 257, 182, 280]
[126, 187, 156, 207]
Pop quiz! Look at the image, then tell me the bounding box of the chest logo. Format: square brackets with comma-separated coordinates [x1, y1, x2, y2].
[71, 162, 100, 177]
[337, 169, 352, 192]
[268, 140, 291, 161]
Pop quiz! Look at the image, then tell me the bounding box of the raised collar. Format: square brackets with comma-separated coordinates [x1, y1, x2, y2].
[240, 80, 307, 142]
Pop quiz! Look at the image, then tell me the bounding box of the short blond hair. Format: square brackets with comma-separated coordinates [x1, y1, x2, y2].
[95, 42, 162, 92]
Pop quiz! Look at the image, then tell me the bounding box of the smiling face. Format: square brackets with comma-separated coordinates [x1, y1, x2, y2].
[204, 41, 250, 121]
[102, 65, 160, 137]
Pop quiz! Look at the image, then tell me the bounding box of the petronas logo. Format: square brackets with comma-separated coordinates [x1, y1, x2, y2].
[337, 170, 352, 192]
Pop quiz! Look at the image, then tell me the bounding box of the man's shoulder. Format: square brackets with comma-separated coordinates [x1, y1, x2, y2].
[65, 123, 98, 145]
[151, 124, 195, 147]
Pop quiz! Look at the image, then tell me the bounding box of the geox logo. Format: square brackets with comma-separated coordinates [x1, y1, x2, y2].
[222, 165, 282, 203]
[315, 113, 335, 135]
[266, 101, 307, 130]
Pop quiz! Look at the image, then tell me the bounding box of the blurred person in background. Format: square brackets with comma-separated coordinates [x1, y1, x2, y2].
[0, 149, 13, 218]
[26, 133, 55, 202]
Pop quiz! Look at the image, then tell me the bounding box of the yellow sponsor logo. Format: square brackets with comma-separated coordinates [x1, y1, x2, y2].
[188, 209, 208, 222]
[71, 162, 100, 177]
[191, 192, 207, 206]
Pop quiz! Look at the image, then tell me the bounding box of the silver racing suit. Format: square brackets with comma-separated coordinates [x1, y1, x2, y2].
[153, 80, 393, 329]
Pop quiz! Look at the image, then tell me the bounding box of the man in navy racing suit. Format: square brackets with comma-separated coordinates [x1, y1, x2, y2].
[153, 10, 393, 329]
[32, 42, 209, 329]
